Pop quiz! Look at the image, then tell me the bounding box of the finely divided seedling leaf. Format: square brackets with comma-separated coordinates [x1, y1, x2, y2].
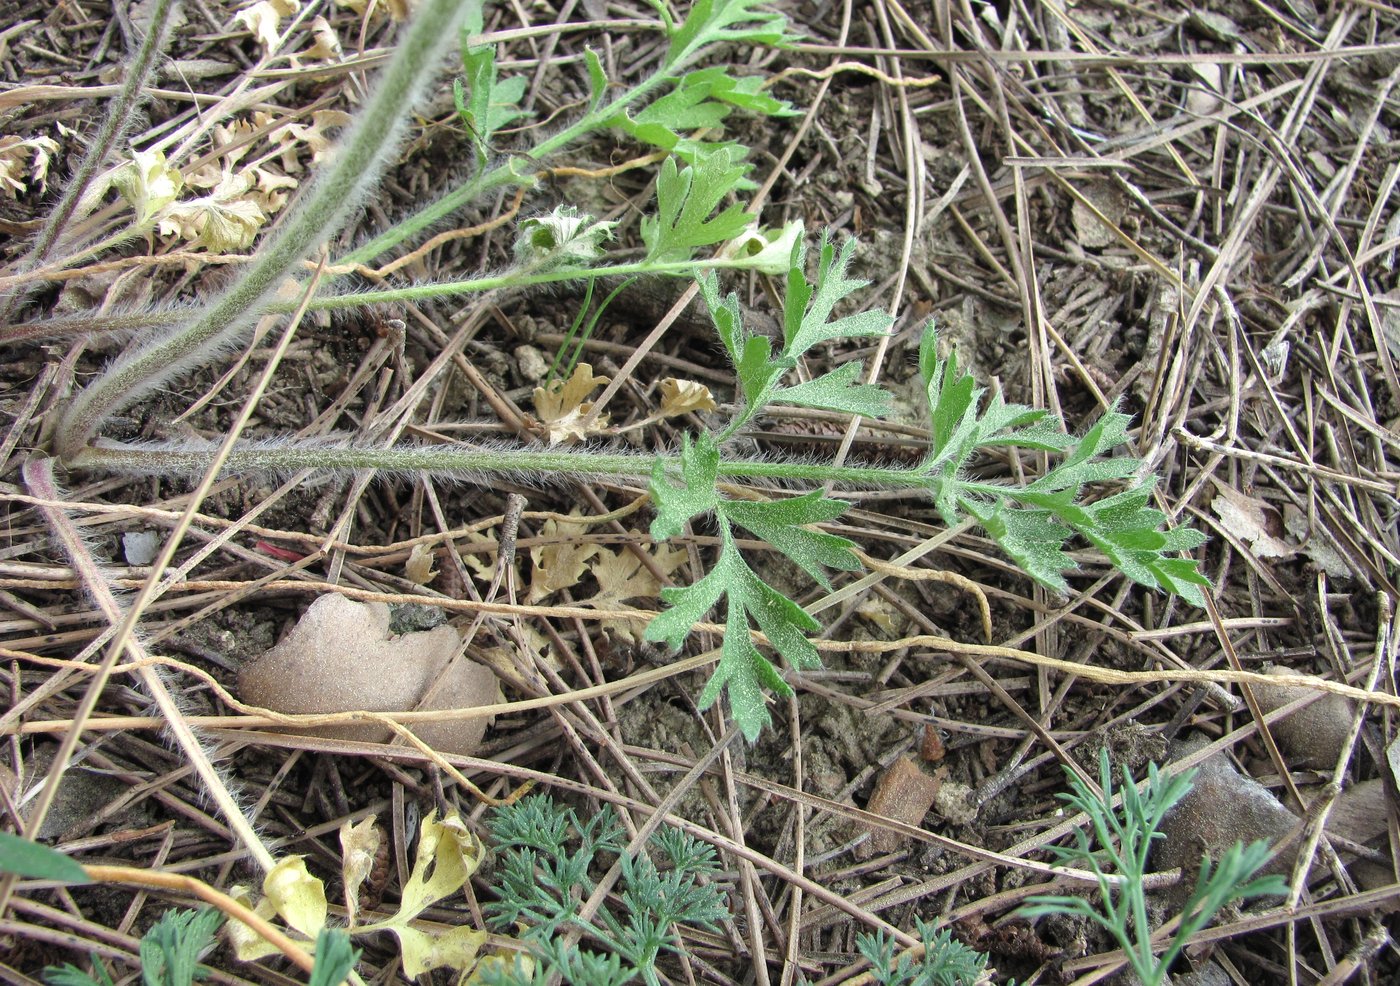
[306, 930, 360, 986]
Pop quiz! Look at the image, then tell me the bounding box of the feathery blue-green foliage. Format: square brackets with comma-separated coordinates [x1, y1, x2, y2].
[482, 795, 726, 986]
[1019, 751, 1285, 986]
[856, 919, 1000, 986]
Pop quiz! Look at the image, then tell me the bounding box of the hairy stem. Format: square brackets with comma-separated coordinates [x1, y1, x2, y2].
[53, 0, 468, 461]
[23, 0, 180, 269]
[70, 439, 942, 493]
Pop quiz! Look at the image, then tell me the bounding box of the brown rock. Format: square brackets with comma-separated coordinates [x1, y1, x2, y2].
[1155, 740, 1300, 905]
[1254, 666, 1355, 770]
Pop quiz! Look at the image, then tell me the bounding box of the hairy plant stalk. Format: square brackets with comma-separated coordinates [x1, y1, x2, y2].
[22, 0, 180, 270]
[68, 439, 946, 493]
[17, 457, 276, 877]
[53, 0, 468, 461]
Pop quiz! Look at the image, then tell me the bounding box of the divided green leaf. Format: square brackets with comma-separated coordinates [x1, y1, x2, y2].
[663, 0, 793, 70]
[641, 148, 752, 263]
[610, 67, 796, 166]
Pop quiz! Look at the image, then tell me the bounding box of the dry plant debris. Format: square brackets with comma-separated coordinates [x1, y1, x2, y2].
[2, 0, 1400, 982]
[238, 594, 500, 755]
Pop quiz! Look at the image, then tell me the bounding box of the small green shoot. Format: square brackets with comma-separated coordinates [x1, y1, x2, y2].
[483, 794, 727, 986]
[1019, 751, 1286, 986]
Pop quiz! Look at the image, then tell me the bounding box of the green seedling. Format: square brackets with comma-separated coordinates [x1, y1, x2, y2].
[1020, 752, 1286, 986]
[856, 919, 1001, 986]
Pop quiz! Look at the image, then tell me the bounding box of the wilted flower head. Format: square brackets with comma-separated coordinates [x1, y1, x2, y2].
[731, 219, 804, 275]
[514, 205, 618, 269]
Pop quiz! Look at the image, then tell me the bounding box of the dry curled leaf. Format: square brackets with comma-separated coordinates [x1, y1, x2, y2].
[528, 514, 599, 603]
[304, 15, 343, 61]
[228, 856, 326, 961]
[238, 593, 500, 755]
[405, 542, 438, 584]
[0, 134, 59, 197]
[112, 148, 183, 225]
[157, 171, 268, 251]
[533, 363, 609, 444]
[234, 0, 300, 51]
[1210, 480, 1294, 559]
[339, 815, 382, 927]
[658, 378, 717, 417]
[587, 539, 688, 642]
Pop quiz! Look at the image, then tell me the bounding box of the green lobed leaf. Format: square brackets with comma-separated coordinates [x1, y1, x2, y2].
[664, 0, 792, 70]
[583, 48, 608, 111]
[723, 491, 860, 589]
[457, 3, 529, 165]
[770, 360, 893, 418]
[0, 831, 90, 884]
[964, 500, 1075, 592]
[647, 522, 823, 741]
[641, 148, 752, 263]
[649, 431, 722, 541]
[782, 233, 893, 356]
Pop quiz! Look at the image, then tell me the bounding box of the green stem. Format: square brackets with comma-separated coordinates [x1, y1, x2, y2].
[302, 256, 755, 312]
[70, 441, 943, 494]
[54, 0, 468, 462]
[16, 256, 753, 345]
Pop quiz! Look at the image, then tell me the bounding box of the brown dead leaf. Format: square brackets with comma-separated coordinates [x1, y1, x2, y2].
[587, 540, 688, 642]
[405, 542, 437, 585]
[533, 364, 609, 445]
[528, 515, 599, 603]
[238, 594, 500, 755]
[658, 378, 717, 417]
[1210, 480, 1294, 559]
